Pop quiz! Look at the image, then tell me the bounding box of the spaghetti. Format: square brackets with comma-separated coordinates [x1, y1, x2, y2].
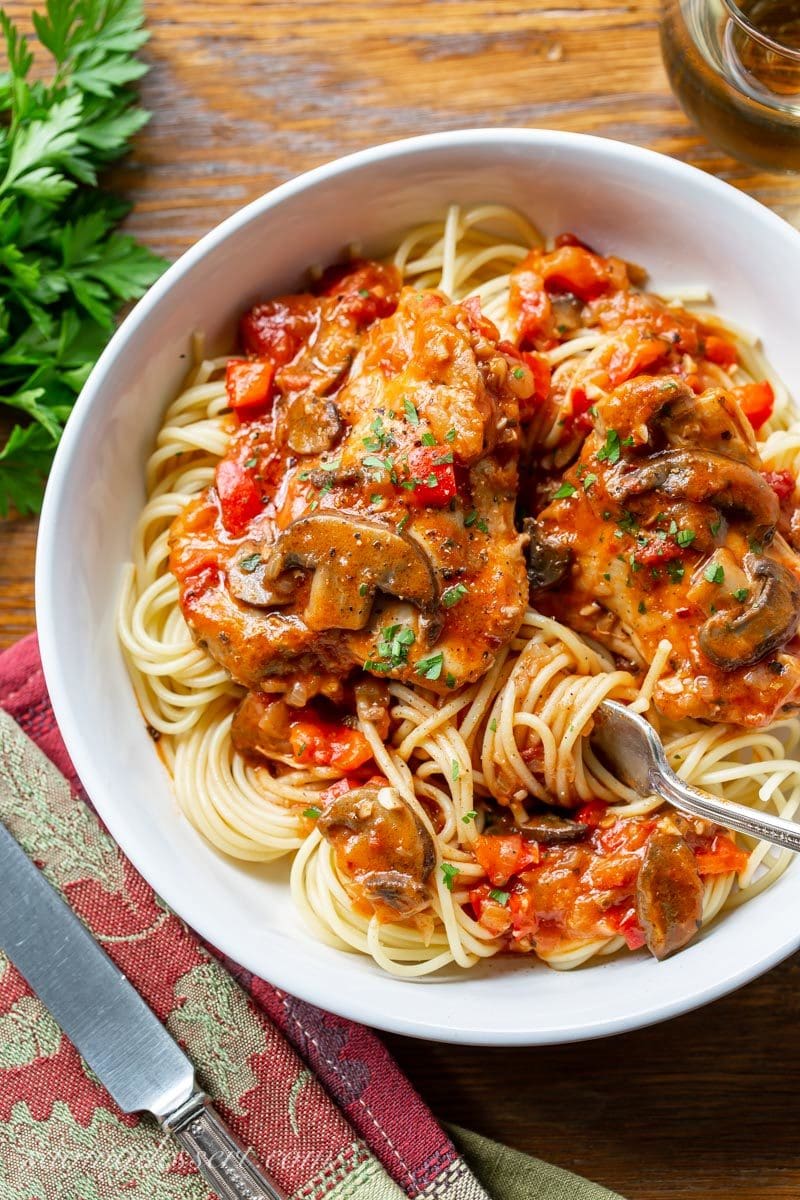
[119, 205, 800, 977]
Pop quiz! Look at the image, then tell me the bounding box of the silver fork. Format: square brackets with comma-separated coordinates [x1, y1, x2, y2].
[592, 700, 800, 854]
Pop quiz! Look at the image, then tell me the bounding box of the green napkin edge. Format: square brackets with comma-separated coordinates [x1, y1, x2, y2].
[447, 1124, 626, 1200]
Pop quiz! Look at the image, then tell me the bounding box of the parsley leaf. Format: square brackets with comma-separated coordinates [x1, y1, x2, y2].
[553, 481, 576, 499]
[704, 562, 725, 584]
[0, 1, 166, 515]
[441, 582, 468, 607]
[416, 651, 444, 681]
[597, 429, 623, 465]
[440, 862, 460, 890]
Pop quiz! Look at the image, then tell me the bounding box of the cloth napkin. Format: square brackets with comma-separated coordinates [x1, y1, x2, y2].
[0, 632, 623, 1200]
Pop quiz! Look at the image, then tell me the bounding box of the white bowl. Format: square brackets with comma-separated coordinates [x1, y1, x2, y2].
[36, 129, 800, 1045]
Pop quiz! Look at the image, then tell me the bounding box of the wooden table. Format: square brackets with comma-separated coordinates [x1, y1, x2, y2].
[3, 3, 800, 1196]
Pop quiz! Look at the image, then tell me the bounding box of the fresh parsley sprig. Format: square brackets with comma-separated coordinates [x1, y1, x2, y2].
[0, 0, 167, 515]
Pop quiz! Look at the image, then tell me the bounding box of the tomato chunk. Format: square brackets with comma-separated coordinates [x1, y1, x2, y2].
[225, 360, 276, 421]
[469, 884, 513, 936]
[703, 335, 738, 367]
[215, 459, 263, 536]
[406, 446, 457, 507]
[289, 717, 373, 771]
[762, 468, 795, 502]
[733, 380, 774, 431]
[694, 835, 749, 876]
[474, 834, 540, 887]
[541, 245, 611, 302]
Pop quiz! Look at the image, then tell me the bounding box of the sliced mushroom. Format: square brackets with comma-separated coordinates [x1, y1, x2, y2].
[230, 692, 292, 758]
[522, 812, 588, 844]
[635, 830, 703, 960]
[610, 449, 779, 535]
[660, 387, 759, 465]
[260, 512, 439, 634]
[318, 784, 436, 918]
[285, 395, 342, 455]
[228, 542, 296, 608]
[699, 553, 800, 670]
[523, 519, 572, 592]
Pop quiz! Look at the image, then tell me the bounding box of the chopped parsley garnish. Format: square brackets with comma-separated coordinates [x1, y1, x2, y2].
[445, 428, 457, 443]
[710, 517, 722, 537]
[666, 560, 685, 583]
[244, 456, 258, 469]
[365, 624, 415, 673]
[442, 583, 468, 607]
[358, 582, 369, 597]
[416, 651, 444, 681]
[676, 529, 696, 548]
[464, 509, 479, 527]
[704, 562, 725, 584]
[489, 889, 510, 906]
[597, 429, 631, 465]
[320, 457, 341, 472]
[434, 451, 454, 465]
[362, 453, 392, 473]
[488, 718, 497, 732]
[445, 672, 457, 689]
[421, 431, 437, 447]
[371, 493, 383, 505]
[553, 482, 577, 499]
[440, 862, 460, 890]
[303, 806, 321, 819]
[617, 511, 639, 535]
[358, 288, 371, 298]
[239, 553, 262, 573]
[512, 366, 525, 379]
[463, 810, 478, 824]
[403, 397, 419, 425]
[734, 587, 749, 602]
[362, 415, 390, 453]
[638, 600, 647, 613]
[583, 472, 597, 492]
[451, 759, 460, 782]
[397, 513, 410, 533]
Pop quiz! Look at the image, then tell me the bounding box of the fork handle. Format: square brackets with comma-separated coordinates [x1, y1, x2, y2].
[163, 1091, 287, 1200]
[654, 764, 800, 855]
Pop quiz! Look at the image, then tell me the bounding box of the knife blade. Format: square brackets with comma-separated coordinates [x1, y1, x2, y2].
[0, 817, 286, 1200]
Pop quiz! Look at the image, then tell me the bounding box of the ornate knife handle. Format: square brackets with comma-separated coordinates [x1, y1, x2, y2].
[162, 1091, 288, 1200]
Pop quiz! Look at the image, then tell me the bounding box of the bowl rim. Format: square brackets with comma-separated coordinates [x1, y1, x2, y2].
[35, 127, 800, 1045]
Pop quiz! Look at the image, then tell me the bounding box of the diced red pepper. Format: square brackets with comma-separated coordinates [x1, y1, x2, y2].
[289, 718, 373, 771]
[541, 245, 612, 302]
[469, 885, 513, 936]
[508, 889, 538, 940]
[762, 469, 795, 502]
[611, 905, 647, 951]
[316, 260, 399, 325]
[634, 537, 683, 566]
[732, 380, 774, 431]
[522, 350, 551, 408]
[215, 459, 263, 536]
[240, 300, 312, 364]
[606, 328, 668, 387]
[576, 800, 609, 828]
[703, 335, 738, 367]
[474, 834, 540, 887]
[406, 446, 458, 507]
[463, 296, 502, 342]
[225, 360, 276, 421]
[694, 835, 749, 876]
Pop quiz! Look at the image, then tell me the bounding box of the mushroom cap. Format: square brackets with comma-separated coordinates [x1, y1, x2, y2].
[699, 552, 800, 670]
[260, 511, 440, 633]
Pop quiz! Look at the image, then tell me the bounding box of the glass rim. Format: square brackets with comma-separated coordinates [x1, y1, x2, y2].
[722, 0, 800, 63]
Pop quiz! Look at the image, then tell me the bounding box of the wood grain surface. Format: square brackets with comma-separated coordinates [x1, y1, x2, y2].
[2, 3, 800, 1196]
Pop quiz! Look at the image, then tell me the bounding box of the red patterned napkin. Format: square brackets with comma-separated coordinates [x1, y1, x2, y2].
[0, 633, 487, 1200]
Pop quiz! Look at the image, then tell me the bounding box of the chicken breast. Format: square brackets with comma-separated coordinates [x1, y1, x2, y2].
[170, 265, 528, 699]
[531, 375, 800, 727]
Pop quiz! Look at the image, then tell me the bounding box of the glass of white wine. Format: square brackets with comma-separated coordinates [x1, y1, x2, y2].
[661, 0, 800, 171]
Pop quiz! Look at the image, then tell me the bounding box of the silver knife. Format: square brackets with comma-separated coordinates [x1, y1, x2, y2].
[0, 817, 287, 1200]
